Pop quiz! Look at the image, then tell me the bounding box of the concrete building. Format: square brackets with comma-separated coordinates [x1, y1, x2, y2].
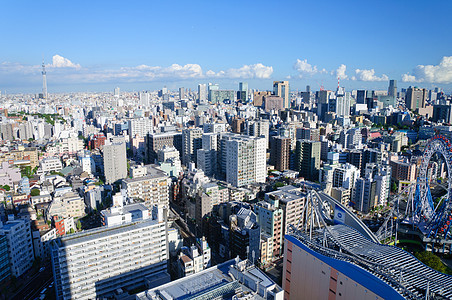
[32, 228, 57, 259]
[39, 157, 63, 174]
[273, 80, 290, 109]
[198, 83, 207, 102]
[0, 235, 10, 283]
[145, 132, 182, 164]
[101, 203, 150, 227]
[122, 166, 169, 211]
[271, 136, 291, 171]
[255, 200, 283, 264]
[182, 128, 203, 166]
[230, 208, 260, 263]
[103, 142, 127, 184]
[225, 134, 266, 187]
[265, 185, 306, 236]
[47, 191, 86, 220]
[353, 175, 377, 213]
[405, 86, 427, 111]
[50, 218, 168, 300]
[177, 238, 211, 278]
[295, 140, 321, 182]
[0, 217, 34, 277]
[245, 119, 269, 148]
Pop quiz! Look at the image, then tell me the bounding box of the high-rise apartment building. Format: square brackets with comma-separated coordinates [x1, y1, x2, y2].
[353, 176, 377, 213]
[0, 235, 10, 283]
[270, 136, 291, 171]
[103, 142, 127, 184]
[295, 140, 321, 182]
[50, 218, 168, 300]
[224, 134, 266, 187]
[273, 81, 290, 109]
[145, 132, 182, 164]
[245, 119, 270, 148]
[0, 217, 34, 277]
[182, 128, 203, 166]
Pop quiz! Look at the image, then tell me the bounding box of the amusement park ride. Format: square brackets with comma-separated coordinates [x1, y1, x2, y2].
[377, 134, 452, 252]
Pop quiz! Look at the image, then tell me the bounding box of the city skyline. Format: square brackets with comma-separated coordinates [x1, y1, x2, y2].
[1, 0, 452, 93]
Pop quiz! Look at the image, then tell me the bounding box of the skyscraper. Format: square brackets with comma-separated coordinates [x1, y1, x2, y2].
[179, 87, 185, 100]
[198, 84, 207, 102]
[238, 82, 248, 101]
[103, 142, 127, 184]
[114, 87, 120, 97]
[388, 79, 397, 98]
[273, 81, 290, 109]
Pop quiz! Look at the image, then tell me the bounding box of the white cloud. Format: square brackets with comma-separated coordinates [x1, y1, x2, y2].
[293, 59, 318, 75]
[402, 56, 452, 84]
[336, 64, 348, 80]
[214, 63, 273, 79]
[50, 55, 81, 69]
[352, 69, 388, 81]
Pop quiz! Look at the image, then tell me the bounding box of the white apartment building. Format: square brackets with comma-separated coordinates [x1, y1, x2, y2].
[0, 216, 34, 277]
[225, 134, 266, 187]
[128, 118, 153, 138]
[38, 157, 63, 174]
[32, 228, 57, 259]
[47, 192, 85, 220]
[50, 218, 168, 300]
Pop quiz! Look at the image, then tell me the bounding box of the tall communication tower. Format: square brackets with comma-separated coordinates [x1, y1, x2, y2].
[42, 59, 48, 99]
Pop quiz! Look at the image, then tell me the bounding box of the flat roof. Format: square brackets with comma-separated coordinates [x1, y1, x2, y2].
[54, 218, 161, 248]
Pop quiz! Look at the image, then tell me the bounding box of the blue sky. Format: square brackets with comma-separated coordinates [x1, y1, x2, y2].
[1, 0, 452, 93]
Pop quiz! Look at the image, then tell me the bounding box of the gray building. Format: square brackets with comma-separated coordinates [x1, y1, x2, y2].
[103, 142, 127, 184]
[295, 140, 321, 182]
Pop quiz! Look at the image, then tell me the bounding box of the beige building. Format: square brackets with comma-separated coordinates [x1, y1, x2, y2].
[273, 80, 290, 109]
[122, 167, 169, 211]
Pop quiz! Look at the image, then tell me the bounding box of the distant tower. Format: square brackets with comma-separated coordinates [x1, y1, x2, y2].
[42, 59, 48, 99]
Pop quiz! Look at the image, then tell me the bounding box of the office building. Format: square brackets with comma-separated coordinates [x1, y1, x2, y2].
[388, 79, 397, 98]
[179, 87, 185, 100]
[353, 176, 377, 213]
[405, 86, 427, 111]
[295, 140, 321, 182]
[237, 82, 248, 101]
[198, 84, 207, 102]
[208, 90, 235, 104]
[145, 132, 182, 164]
[433, 104, 452, 123]
[253, 91, 271, 107]
[50, 218, 168, 300]
[273, 81, 290, 109]
[0, 217, 34, 277]
[103, 142, 127, 184]
[264, 95, 284, 112]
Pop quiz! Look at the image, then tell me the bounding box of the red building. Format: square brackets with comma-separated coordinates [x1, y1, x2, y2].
[89, 134, 106, 150]
[53, 216, 65, 236]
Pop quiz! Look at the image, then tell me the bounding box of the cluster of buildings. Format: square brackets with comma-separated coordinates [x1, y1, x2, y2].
[0, 79, 450, 299]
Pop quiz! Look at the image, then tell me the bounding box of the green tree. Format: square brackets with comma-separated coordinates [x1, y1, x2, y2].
[391, 182, 398, 193]
[76, 220, 82, 231]
[69, 228, 75, 234]
[415, 251, 447, 273]
[30, 189, 40, 197]
[1, 185, 10, 191]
